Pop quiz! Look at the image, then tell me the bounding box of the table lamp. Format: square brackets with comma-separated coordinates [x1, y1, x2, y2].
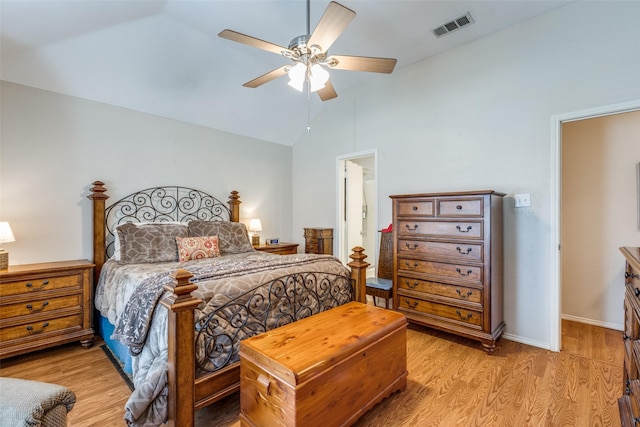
[0, 222, 16, 270]
[249, 218, 262, 246]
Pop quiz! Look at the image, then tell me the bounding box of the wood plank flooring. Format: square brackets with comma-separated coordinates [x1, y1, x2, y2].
[0, 320, 623, 426]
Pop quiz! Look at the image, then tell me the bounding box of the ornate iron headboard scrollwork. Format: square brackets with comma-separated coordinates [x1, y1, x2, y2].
[104, 186, 232, 258]
[88, 181, 242, 281]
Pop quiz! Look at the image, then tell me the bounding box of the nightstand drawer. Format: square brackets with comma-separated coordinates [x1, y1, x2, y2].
[0, 313, 83, 342]
[0, 273, 81, 297]
[0, 294, 81, 320]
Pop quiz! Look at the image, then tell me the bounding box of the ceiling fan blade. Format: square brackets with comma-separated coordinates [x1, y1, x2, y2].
[317, 80, 337, 101]
[327, 55, 397, 74]
[219, 29, 292, 56]
[243, 66, 289, 88]
[308, 2, 356, 52]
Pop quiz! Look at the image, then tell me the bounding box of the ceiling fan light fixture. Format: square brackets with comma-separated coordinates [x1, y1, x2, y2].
[309, 64, 330, 92]
[287, 63, 306, 92]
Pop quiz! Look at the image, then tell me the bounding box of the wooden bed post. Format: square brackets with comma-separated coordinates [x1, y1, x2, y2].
[228, 191, 241, 222]
[88, 181, 109, 283]
[348, 246, 370, 303]
[160, 269, 202, 427]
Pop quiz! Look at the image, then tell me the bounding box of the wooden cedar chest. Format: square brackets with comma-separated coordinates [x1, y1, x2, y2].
[239, 302, 407, 427]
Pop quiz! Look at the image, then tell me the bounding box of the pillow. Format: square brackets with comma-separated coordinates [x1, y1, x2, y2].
[111, 221, 185, 261]
[116, 222, 188, 264]
[188, 221, 254, 254]
[176, 236, 221, 262]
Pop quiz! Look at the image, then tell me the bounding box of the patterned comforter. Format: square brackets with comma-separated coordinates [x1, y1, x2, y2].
[94, 251, 352, 426]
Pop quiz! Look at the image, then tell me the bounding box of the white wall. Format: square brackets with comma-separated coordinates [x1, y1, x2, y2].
[292, 1, 640, 348]
[0, 81, 293, 265]
[562, 111, 640, 328]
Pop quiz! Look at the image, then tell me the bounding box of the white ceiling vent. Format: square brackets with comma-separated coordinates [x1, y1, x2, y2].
[433, 12, 474, 38]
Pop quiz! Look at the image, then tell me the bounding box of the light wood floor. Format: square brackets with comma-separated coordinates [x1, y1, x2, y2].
[0, 320, 623, 426]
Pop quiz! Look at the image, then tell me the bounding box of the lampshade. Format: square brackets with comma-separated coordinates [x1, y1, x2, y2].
[249, 218, 263, 233]
[0, 222, 15, 244]
[287, 63, 306, 92]
[309, 64, 329, 92]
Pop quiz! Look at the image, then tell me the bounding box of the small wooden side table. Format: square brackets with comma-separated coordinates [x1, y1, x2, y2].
[254, 242, 299, 255]
[0, 260, 95, 359]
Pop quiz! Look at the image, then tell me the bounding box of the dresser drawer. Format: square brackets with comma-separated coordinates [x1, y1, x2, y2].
[397, 258, 483, 284]
[398, 240, 483, 262]
[437, 198, 483, 217]
[0, 294, 81, 320]
[0, 273, 81, 297]
[396, 200, 435, 217]
[397, 276, 482, 305]
[398, 220, 483, 239]
[0, 313, 83, 342]
[399, 296, 482, 327]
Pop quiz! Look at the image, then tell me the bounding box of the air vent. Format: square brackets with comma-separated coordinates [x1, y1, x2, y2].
[433, 12, 474, 38]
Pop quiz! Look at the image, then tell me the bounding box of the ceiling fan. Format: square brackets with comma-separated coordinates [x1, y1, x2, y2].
[218, 0, 397, 101]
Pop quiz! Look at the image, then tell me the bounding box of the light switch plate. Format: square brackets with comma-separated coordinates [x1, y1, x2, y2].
[514, 193, 531, 208]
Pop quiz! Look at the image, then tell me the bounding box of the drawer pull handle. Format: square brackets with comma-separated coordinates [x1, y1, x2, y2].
[26, 301, 49, 313]
[412, 206, 418, 211]
[626, 272, 640, 280]
[405, 224, 419, 231]
[456, 205, 463, 210]
[405, 243, 419, 250]
[456, 289, 473, 298]
[404, 261, 418, 269]
[456, 268, 473, 277]
[25, 280, 49, 290]
[404, 299, 419, 309]
[456, 310, 473, 320]
[405, 280, 419, 289]
[635, 288, 640, 297]
[26, 322, 50, 334]
[624, 333, 631, 341]
[456, 225, 472, 233]
[456, 247, 472, 255]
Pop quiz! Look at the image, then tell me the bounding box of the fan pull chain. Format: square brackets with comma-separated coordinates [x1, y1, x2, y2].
[307, 83, 311, 132]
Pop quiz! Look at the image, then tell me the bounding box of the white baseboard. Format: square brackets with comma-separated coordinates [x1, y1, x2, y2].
[561, 313, 623, 331]
[502, 333, 552, 351]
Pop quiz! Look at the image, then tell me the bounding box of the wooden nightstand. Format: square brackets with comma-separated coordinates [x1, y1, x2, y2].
[254, 243, 299, 255]
[0, 260, 95, 359]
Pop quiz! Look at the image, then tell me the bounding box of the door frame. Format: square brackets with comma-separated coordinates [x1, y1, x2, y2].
[336, 149, 378, 267]
[550, 99, 640, 351]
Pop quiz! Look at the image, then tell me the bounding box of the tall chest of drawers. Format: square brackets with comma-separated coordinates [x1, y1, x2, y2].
[390, 190, 505, 354]
[619, 247, 640, 426]
[0, 260, 95, 359]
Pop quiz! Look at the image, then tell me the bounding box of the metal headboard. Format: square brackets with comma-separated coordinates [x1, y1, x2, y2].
[104, 186, 231, 258]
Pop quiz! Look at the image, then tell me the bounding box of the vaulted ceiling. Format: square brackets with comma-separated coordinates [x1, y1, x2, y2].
[1, 0, 572, 145]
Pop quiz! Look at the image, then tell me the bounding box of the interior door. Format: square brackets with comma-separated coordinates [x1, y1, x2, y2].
[345, 160, 364, 257]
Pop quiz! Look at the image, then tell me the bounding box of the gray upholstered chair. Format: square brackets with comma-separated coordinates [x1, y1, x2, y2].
[365, 231, 393, 308]
[0, 377, 76, 427]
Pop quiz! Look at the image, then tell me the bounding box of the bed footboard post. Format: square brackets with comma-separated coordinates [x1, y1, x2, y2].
[160, 269, 202, 427]
[348, 246, 369, 303]
[88, 181, 109, 283]
[228, 191, 241, 222]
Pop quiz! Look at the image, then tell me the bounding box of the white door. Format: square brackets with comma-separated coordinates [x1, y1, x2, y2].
[345, 160, 364, 256]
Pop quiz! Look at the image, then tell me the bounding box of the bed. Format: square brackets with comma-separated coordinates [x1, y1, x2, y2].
[87, 181, 369, 427]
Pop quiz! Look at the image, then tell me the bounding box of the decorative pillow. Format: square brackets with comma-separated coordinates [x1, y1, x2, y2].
[176, 236, 221, 262]
[188, 221, 254, 254]
[117, 222, 188, 264]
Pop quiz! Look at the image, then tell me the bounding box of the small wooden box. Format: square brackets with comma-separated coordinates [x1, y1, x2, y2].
[239, 302, 407, 427]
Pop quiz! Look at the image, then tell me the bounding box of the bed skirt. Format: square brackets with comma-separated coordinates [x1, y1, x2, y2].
[97, 314, 133, 374]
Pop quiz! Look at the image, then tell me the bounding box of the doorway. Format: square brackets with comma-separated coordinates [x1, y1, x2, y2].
[550, 100, 640, 351]
[337, 150, 378, 276]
